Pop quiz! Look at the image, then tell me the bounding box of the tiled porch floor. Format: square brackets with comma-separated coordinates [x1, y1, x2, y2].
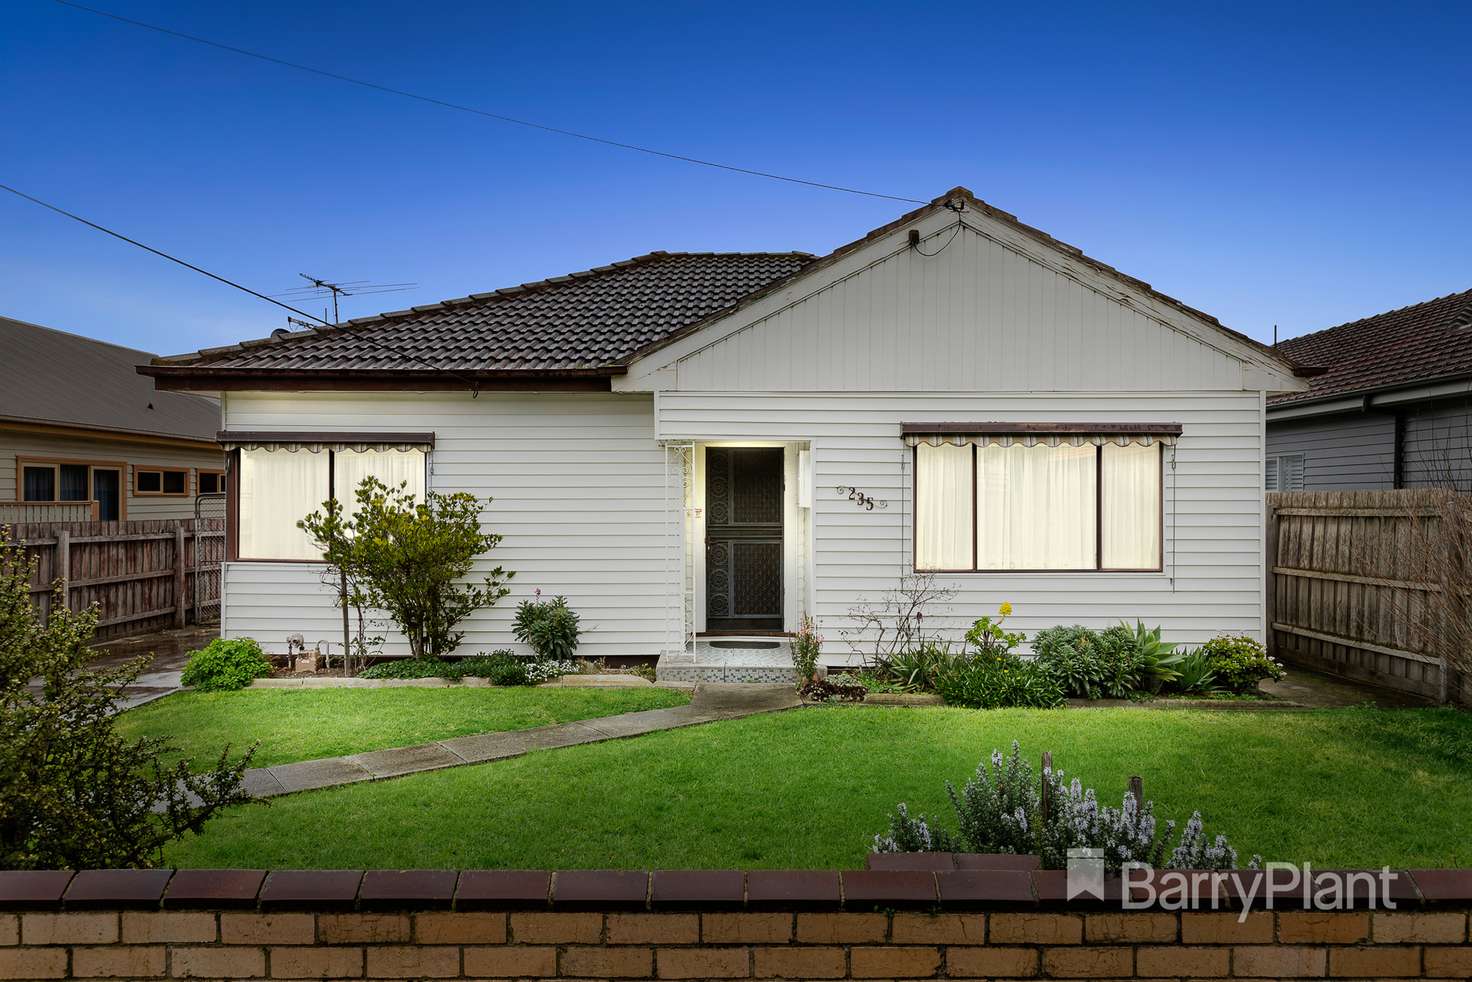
[655, 638, 797, 684]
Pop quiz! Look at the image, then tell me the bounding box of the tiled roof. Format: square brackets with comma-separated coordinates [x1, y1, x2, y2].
[156, 251, 812, 374]
[1269, 288, 1472, 406]
[0, 315, 219, 441]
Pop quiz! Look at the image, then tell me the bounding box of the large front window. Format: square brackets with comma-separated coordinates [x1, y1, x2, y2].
[910, 426, 1171, 572]
[235, 441, 428, 561]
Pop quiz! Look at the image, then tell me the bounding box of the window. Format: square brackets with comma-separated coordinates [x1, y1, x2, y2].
[134, 467, 189, 496]
[236, 444, 427, 561]
[21, 465, 55, 502]
[198, 470, 224, 495]
[1265, 453, 1305, 491]
[17, 458, 127, 519]
[909, 426, 1172, 572]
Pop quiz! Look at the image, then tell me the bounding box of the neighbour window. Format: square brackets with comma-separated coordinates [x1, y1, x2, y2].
[22, 465, 56, 501]
[1265, 453, 1305, 491]
[20, 460, 116, 503]
[198, 470, 224, 495]
[910, 427, 1172, 572]
[134, 467, 189, 496]
[236, 444, 428, 561]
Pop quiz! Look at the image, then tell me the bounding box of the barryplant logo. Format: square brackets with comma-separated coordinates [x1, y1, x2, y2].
[1122, 862, 1399, 921]
[1066, 847, 1105, 901]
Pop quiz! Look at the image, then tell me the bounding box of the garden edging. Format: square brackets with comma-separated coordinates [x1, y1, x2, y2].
[244, 675, 691, 691]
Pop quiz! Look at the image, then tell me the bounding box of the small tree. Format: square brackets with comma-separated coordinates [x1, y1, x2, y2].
[300, 477, 514, 659]
[0, 528, 253, 869]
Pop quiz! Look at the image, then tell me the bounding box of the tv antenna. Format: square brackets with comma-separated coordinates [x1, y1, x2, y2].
[269, 275, 418, 325]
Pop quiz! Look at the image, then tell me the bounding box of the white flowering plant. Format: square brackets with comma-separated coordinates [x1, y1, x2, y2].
[873, 742, 1257, 871]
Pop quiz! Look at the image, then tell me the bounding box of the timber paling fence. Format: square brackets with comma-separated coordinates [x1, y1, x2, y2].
[8, 518, 224, 641]
[1266, 489, 1470, 705]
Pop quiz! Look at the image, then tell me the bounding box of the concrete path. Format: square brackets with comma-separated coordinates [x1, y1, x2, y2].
[241, 683, 802, 799]
[1261, 665, 1431, 707]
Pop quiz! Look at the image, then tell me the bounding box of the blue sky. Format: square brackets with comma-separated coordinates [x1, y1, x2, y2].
[2, 1, 1469, 355]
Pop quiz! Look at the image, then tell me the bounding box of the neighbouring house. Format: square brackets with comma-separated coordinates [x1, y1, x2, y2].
[1266, 288, 1472, 491]
[0, 315, 224, 523]
[141, 187, 1311, 666]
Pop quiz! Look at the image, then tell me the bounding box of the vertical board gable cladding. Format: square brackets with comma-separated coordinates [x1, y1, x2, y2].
[669, 225, 1248, 394]
[220, 391, 673, 658]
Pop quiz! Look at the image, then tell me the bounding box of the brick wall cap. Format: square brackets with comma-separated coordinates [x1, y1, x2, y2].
[0, 870, 74, 909]
[939, 869, 1037, 906]
[162, 869, 266, 908]
[955, 852, 1042, 871]
[841, 869, 938, 908]
[553, 869, 650, 909]
[746, 870, 842, 910]
[866, 852, 959, 871]
[64, 868, 174, 908]
[359, 869, 458, 909]
[1409, 868, 1472, 903]
[454, 869, 551, 910]
[258, 869, 364, 909]
[650, 869, 745, 908]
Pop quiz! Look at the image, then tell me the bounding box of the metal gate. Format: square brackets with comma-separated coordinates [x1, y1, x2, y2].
[193, 492, 227, 625]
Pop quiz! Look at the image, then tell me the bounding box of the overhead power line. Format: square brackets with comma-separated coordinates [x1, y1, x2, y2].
[0, 182, 478, 386]
[50, 0, 928, 206]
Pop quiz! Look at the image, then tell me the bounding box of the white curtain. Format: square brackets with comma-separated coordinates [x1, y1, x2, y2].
[239, 448, 329, 561]
[1101, 442, 1161, 569]
[915, 443, 973, 570]
[334, 449, 426, 523]
[976, 444, 1096, 569]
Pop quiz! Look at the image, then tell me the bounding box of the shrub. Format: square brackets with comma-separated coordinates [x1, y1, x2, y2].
[798, 677, 866, 702]
[1, 529, 251, 868]
[513, 593, 581, 661]
[1197, 635, 1285, 693]
[964, 602, 1024, 657]
[299, 477, 513, 659]
[871, 641, 958, 692]
[1120, 621, 1185, 692]
[933, 654, 1064, 709]
[180, 639, 272, 692]
[359, 657, 455, 679]
[791, 615, 822, 686]
[525, 658, 578, 684]
[1170, 649, 1223, 695]
[873, 743, 1255, 871]
[1032, 626, 1138, 699]
[458, 651, 530, 686]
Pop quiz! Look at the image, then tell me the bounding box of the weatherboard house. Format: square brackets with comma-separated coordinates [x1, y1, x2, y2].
[142, 188, 1312, 671]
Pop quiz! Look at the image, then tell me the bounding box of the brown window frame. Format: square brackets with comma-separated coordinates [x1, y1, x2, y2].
[132, 466, 191, 497]
[911, 441, 1166, 574]
[15, 455, 128, 519]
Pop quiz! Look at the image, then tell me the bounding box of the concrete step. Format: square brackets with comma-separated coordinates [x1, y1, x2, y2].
[656, 643, 798, 684]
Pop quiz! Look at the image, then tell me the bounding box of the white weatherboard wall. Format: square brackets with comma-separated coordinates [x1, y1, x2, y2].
[221, 391, 672, 659]
[656, 391, 1264, 662]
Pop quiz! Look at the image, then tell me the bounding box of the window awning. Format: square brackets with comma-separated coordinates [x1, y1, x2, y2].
[217, 431, 435, 452]
[900, 422, 1180, 448]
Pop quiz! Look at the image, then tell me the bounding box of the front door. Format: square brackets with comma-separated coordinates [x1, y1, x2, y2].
[705, 447, 784, 632]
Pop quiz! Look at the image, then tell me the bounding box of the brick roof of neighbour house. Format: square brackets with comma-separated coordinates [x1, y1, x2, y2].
[0, 314, 219, 443]
[143, 187, 1308, 389]
[1269, 288, 1472, 406]
[145, 251, 813, 385]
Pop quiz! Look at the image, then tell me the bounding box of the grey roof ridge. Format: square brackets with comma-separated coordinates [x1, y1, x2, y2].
[1276, 286, 1472, 350]
[152, 249, 816, 368]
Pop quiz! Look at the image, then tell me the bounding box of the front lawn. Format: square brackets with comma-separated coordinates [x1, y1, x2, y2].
[165, 705, 1472, 869]
[119, 687, 691, 771]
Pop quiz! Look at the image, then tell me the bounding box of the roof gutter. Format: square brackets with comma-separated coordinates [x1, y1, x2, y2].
[139, 364, 627, 393]
[1267, 374, 1472, 421]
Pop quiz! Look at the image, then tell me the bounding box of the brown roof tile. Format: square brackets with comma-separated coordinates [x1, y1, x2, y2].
[1270, 287, 1472, 406]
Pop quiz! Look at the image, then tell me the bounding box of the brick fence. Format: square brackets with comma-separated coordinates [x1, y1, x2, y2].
[2, 861, 1471, 980]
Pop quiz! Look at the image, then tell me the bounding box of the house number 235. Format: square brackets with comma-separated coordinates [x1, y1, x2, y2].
[836, 486, 888, 510]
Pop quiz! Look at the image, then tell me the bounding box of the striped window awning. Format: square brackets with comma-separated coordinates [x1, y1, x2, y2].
[900, 422, 1181, 448]
[217, 431, 435, 452]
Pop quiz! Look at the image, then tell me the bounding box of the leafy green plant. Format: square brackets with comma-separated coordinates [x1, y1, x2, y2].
[458, 651, 530, 686]
[933, 654, 1064, 709]
[513, 593, 582, 661]
[873, 641, 958, 692]
[798, 677, 866, 702]
[180, 639, 272, 692]
[359, 657, 455, 679]
[1, 529, 252, 868]
[791, 615, 822, 686]
[1032, 625, 1139, 699]
[873, 743, 1255, 871]
[1170, 649, 1223, 695]
[299, 477, 513, 660]
[964, 602, 1025, 658]
[1121, 620, 1185, 692]
[1197, 635, 1285, 693]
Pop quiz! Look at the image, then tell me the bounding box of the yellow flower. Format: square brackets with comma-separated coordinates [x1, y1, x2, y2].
[998, 602, 1013, 617]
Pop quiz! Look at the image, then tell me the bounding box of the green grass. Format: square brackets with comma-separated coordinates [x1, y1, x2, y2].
[118, 687, 691, 771]
[165, 705, 1472, 870]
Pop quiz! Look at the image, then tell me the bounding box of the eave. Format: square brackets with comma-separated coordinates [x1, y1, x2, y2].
[0, 416, 220, 452]
[139, 365, 625, 393]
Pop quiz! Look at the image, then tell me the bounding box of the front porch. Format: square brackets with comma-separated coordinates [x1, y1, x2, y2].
[655, 637, 798, 684]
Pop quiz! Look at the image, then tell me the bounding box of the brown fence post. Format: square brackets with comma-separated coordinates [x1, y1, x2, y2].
[1128, 775, 1143, 804]
[54, 528, 70, 621]
[1265, 495, 1278, 655]
[173, 523, 187, 628]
